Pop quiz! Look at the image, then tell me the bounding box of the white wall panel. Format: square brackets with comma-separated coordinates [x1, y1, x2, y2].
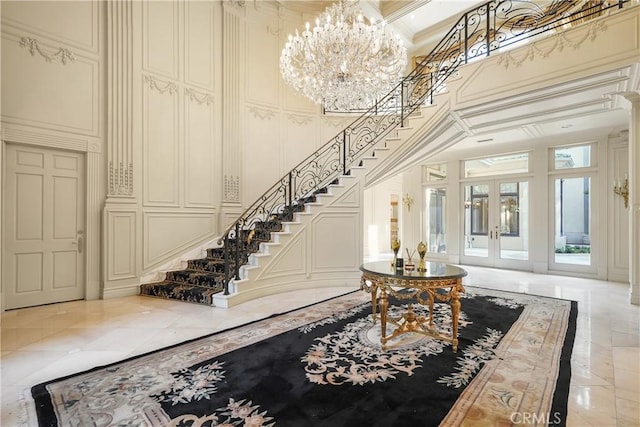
[311, 213, 361, 271]
[245, 22, 278, 106]
[284, 116, 317, 171]
[244, 107, 281, 202]
[106, 210, 137, 280]
[143, 1, 179, 79]
[143, 76, 179, 206]
[2, 1, 98, 52]
[144, 212, 216, 268]
[256, 230, 306, 279]
[1, 35, 98, 135]
[185, 2, 215, 90]
[185, 90, 216, 207]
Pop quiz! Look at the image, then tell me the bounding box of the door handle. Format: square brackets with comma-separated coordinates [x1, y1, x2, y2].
[72, 231, 84, 254]
[489, 231, 493, 239]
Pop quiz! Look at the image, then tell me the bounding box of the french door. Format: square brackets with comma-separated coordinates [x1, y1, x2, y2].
[460, 180, 530, 269]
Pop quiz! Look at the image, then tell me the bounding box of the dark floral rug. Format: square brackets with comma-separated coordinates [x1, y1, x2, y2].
[31, 287, 576, 426]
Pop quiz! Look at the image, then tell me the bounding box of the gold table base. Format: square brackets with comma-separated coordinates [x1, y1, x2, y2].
[360, 272, 465, 352]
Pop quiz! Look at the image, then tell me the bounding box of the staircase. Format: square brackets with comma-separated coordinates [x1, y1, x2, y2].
[140, 0, 635, 307]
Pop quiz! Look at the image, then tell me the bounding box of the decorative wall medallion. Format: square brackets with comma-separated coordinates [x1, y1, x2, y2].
[144, 74, 178, 95]
[224, 175, 240, 202]
[287, 114, 314, 126]
[186, 88, 214, 106]
[109, 161, 134, 196]
[247, 105, 276, 120]
[19, 37, 75, 64]
[497, 21, 607, 69]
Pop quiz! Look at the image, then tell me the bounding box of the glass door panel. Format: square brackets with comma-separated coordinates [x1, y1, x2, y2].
[553, 177, 591, 266]
[463, 184, 490, 259]
[462, 180, 530, 267]
[499, 181, 529, 261]
[425, 188, 447, 253]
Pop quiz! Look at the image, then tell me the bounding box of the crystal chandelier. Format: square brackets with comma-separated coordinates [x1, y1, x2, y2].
[279, 0, 407, 112]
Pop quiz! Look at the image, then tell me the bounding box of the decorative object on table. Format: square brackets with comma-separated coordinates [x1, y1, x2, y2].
[391, 238, 401, 268]
[417, 241, 427, 272]
[405, 248, 416, 271]
[395, 257, 404, 271]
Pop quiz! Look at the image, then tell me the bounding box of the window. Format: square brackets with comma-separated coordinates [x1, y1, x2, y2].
[464, 153, 529, 178]
[422, 163, 447, 182]
[553, 144, 592, 169]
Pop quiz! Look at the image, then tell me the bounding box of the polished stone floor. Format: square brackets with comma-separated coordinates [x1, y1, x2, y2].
[1, 266, 638, 426]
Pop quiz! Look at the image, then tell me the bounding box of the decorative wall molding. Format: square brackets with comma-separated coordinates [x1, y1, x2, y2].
[185, 87, 214, 105]
[287, 113, 314, 125]
[18, 36, 75, 64]
[144, 74, 178, 95]
[497, 21, 607, 69]
[248, 104, 277, 120]
[223, 0, 246, 9]
[321, 116, 350, 127]
[109, 161, 134, 196]
[224, 174, 240, 202]
[108, 1, 134, 197]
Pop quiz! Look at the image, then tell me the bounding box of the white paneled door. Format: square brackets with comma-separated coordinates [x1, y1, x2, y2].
[3, 144, 85, 310]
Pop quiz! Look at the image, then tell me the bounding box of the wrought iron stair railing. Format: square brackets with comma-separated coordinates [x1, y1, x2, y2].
[217, 0, 631, 296]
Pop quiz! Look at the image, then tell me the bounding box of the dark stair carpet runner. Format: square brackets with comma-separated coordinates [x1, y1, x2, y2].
[139, 187, 332, 305]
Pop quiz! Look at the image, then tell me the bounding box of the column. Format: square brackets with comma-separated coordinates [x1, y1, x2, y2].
[220, 1, 245, 229]
[623, 93, 640, 305]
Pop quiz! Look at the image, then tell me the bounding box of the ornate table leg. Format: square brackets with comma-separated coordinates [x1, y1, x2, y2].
[449, 281, 464, 352]
[427, 289, 435, 328]
[371, 283, 378, 325]
[379, 286, 389, 350]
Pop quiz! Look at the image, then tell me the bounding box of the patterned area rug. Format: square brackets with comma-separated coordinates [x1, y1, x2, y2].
[31, 287, 577, 426]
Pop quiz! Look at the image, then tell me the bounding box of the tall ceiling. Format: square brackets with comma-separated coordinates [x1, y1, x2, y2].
[283, 0, 635, 159]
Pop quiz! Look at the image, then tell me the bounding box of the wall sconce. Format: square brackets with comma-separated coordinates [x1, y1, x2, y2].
[613, 176, 629, 208]
[403, 193, 414, 211]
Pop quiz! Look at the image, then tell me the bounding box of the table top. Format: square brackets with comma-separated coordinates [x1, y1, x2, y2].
[360, 261, 467, 281]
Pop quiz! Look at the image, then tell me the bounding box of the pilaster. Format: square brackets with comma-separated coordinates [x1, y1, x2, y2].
[221, 0, 245, 228]
[103, 0, 140, 297]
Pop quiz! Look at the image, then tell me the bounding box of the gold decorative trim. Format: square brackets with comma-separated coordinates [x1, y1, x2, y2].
[19, 37, 75, 64]
[144, 74, 178, 95]
[185, 88, 214, 106]
[497, 21, 607, 69]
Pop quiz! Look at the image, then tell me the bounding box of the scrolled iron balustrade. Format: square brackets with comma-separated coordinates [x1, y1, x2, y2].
[218, 0, 631, 296]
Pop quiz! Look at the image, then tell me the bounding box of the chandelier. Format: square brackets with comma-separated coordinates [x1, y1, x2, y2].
[279, 0, 407, 112]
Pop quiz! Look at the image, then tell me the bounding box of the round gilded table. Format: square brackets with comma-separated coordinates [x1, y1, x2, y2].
[360, 261, 468, 351]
